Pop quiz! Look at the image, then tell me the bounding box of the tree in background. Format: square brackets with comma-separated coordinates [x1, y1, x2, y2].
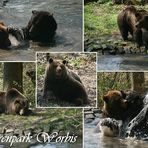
[3, 63, 23, 92]
[131, 72, 145, 93]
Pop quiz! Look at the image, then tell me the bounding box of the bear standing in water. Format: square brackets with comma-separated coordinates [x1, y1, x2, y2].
[8, 10, 57, 44]
[26, 10, 57, 43]
[43, 58, 88, 106]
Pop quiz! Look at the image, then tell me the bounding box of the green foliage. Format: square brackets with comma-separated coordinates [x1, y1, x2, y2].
[23, 63, 35, 108]
[98, 72, 132, 107]
[85, 3, 120, 40]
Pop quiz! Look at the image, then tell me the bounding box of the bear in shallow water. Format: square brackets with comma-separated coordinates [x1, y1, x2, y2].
[26, 10, 57, 43]
[43, 58, 88, 106]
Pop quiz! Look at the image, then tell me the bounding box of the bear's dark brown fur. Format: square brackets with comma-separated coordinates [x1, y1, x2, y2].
[43, 58, 88, 106]
[0, 22, 11, 48]
[136, 14, 148, 52]
[102, 90, 144, 121]
[0, 88, 29, 115]
[26, 10, 57, 43]
[117, 6, 146, 41]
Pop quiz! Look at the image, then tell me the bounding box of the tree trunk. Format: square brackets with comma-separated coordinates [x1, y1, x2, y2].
[3, 63, 23, 92]
[131, 72, 145, 93]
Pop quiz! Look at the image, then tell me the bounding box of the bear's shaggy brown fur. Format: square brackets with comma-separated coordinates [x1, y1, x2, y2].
[102, 90, 144, 121]
[43, 58, 88, 106]
[0, 22, 11, 48]
[26, 10, 57, 43]
[117, 6, 147, 42]
[136, 14, 148, 52]
[0, 88, 29, 115]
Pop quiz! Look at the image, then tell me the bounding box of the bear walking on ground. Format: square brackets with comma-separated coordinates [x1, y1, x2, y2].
[0, 22, 11, 48]
[117, 6, 147, 44]
[0, 88, 29, 115]
[43, 58, 88, 106]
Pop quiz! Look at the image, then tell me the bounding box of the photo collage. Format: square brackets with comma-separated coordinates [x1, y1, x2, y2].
[0, 0, 148, 148]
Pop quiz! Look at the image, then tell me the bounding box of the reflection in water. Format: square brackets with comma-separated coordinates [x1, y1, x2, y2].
[84, 124, 148, 148]
[97, 54, 148, 71]
[0, 0, 82, 61]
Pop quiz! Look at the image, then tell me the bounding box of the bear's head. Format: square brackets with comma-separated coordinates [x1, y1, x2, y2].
[135, 15, 148, 30]
[13, 98, 29, 115]
[47, 58, 68, 81]
[27, 10, 57, 42]
[6, 88, 29, 115]
[102, 90, 127, 120]
[0, 22, 11, 48]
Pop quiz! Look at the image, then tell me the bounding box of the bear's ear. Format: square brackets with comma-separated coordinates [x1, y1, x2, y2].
[120, 90, 126, 99]
[63, 60, 68, 65]
[49, 58, 53, 63]
[32, 10, 38, 14]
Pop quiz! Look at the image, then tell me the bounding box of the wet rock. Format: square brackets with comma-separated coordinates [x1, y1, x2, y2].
[85, 118, 94, 123]
[85, 113, 95, 120]
[92, 109, 102, 114]
[84, 108, 92, 112]
[108, 50, 116, 55]
[23, 129, 33, 136]
[14, 129, 23, 136]
[5, 128, 14, 133]
[118, 47, 125, 54]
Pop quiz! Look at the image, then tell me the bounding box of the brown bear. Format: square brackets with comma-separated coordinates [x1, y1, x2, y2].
[25, 10, 57, 43]
[0, 88, 29, 115]
[102, 90, 144, 121]
[0, 22, 11, 48]
[102, 90, 127, 120]
[43, 58, 88, 106]
[135, 14, 148, 52]
[117, 6, 146, 41]
[102, 90, 147, 139]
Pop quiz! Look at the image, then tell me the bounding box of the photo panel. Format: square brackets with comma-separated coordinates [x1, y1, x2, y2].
[36, 52, 97, 108]
[0, 0, 83, 61]
[0, 62, 83, 148]
[84, 72, 148, 148]
[84, 1, 148, 71]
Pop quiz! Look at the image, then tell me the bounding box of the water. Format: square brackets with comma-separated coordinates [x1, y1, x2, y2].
[84, 123, 148, 148]
[0, 140, 82, 148]
[0, 0, 82, 61]
[97, 54, 148, 71]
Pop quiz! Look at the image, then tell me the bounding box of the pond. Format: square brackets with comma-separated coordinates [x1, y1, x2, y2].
[0, 0, 82, 61]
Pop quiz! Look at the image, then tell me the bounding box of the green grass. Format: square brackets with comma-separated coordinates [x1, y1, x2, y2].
[84, 3, 121, 39]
